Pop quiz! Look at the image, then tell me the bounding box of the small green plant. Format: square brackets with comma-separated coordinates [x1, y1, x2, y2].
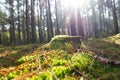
[30, 71, 52, 80]
[71, 53, 92, 70]
[26, 71, 52, 80]
[14, 55, 36, 65]
[7, 71, 19, 79]
[52, 59, 67, 66]
[39, 71, 52, 80]
[64, 76, 76, 80]
[52, 66, 71, 79]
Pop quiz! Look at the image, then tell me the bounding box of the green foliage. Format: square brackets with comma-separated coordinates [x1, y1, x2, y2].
[7, 71, 19, 79]
[41, 43, 50, 50]
[103, 33, 120, 45]
[64, 76, 76, 80]
[71, 53, 92, 70]
[1, 36, 120, 80]
[49, 35, 81, 53]
[39, 71, 52, 80]
[88, 60, 120, 80]
[14, 55, 36, 65]
[0, 9, 7, 25]
[52, 59, 67, 66]
[52, 66, 71, 79]
[27, 71, 52, 80]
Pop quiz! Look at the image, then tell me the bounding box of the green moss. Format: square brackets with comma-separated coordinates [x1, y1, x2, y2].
[14, 55, 36, 65]
[64, 76, 76, 80]
[28, 71, 52, 80]
[38, 71, 52, 80]
[52, 66, 71, 79]
[52, 59, 67, 66]
[71, 53, 92, 70]
[7, 71, 19, 79]
[49, 35, 82, 53]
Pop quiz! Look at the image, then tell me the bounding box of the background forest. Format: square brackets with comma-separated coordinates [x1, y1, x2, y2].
[0, 0, 120, 45]
[0, 0, 120, 80]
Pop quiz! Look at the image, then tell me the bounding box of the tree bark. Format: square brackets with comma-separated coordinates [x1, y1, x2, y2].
[26, 0, 30, 43]
[17, 0, 21, 44]
[77, 9, 84, 37]
[31, 0, 37, 43]
[70, 11, 77, 36]
[46, 0, 53, 41]
[112, 0, 119, 34]
[9, 0, 16, 45]
[55, 0, 60, 35]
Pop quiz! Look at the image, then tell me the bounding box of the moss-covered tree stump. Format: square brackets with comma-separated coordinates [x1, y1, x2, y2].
[49, 35, 82, 53]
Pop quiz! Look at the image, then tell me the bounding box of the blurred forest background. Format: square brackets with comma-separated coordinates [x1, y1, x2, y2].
[1, 0, 120, 79]
[0, 0, 120, 45]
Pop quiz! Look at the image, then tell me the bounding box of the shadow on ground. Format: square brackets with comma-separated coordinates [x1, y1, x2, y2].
[84, 39, 120, 60]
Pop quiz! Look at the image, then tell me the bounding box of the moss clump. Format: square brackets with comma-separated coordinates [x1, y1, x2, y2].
[103, 33, 120, 45]
[49, 35, 82, 53]
[52, 66, 71, 79]
[14, 55, 36, 65]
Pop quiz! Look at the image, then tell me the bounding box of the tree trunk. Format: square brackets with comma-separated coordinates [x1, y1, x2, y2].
[38, 0, 43, 43]
[55, 0, 60, 35]
[70, 11, 77, 36]
[31, 0, 37, 43]
[46, 0, 53, 41]
[22, 0, 27, 44]
[26, 0, 30, 43]
[77, 9, 84, 37]
[91, 4, 98, 37]
[112, 0, 119, 34]
[9, 0, 16, 45]
[17, 0, 21, 44]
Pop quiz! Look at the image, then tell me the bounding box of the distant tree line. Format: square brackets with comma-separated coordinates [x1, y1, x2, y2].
[0, 0, 120, 45]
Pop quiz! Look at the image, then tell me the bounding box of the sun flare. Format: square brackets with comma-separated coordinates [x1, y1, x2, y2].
[62, 0, 87, 9]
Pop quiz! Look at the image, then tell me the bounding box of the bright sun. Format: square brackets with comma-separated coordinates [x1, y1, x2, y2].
[62, 0, 87, 9]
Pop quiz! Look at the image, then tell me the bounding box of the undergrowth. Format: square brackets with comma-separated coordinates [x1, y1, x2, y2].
[0, 35, 120, 80]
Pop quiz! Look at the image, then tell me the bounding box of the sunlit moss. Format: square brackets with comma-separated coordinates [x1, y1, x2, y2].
[52, 59, 67, 66]
[49, 35, 82, 53]
[71, 53, 93, 70]
[14, 55, 36, 65]
[52, 66, 71, 79]
[7, 71, 19, 79]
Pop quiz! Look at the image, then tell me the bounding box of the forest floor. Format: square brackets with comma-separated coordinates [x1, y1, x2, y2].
[84, 34, 120, 61]
[0, 34, 120, 80]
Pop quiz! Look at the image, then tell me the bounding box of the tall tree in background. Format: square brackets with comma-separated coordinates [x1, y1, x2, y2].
[0, 0, 120, 46]
[70, 10, 77, 36]
[8, 0, 16, 45]
[17, 0, 21, 44]
[0, 9, 7, 45]
[77, 9, 84, 37]
[31, 0, 37, 43]
[90, 0, 98, 37]
[46, 0, 53, 41]
[55, 0, 60, 35]
[112, 0, 119, 34]
[38, 0, 44, 42]
[98, 0, 104, 31]
[26, 0, 30, 43]
[22, 0, 27, 44]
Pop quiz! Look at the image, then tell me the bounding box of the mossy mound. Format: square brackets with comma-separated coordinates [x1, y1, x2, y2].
[49, 35, 82, 53]
[103, 33, 120, 45]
